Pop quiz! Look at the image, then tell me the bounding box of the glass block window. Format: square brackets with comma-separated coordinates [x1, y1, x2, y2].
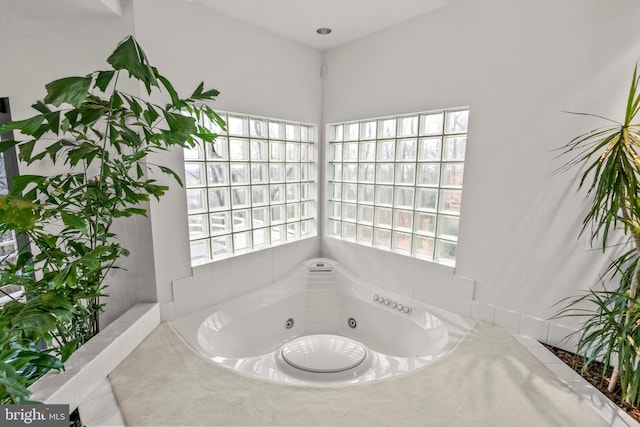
[186, 112, 316, 265]
[327, 108, 469, 266]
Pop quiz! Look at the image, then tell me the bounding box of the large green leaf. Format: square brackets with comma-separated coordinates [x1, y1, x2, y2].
[0, 364, 31, 404]
[0, 197, 38, 231]
[189, 82, 220, 101]
[163, 111, 197, 134]
[95, 70, 115, 92]
[9, 175, 46, 196]
[107, 36, 158, 93]
[157, 74, 183, 108]
[0, 139, 21, 153]
[158, 165, 183, 187]
[61, 212, 88, 235]
[15, 351, 63, 371]
[0, 115, 45, 137]
[44, 77, 92, 108]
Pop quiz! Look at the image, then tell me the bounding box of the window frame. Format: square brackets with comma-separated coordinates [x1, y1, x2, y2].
[185, 111, 317, 266]
[327, 107, 469, 266]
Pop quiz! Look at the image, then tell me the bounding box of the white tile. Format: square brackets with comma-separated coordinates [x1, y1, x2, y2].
[193, 278, 216, 311]
[568, 382, 619, 416]
[547, 322, 580, 352]
[29, 370, 75, 404]
[545, 361, 584, 385]
[368, 250, 386, 288]
[94, 410, 126, 427]
[156, 279, 173, 304]
[117, 325, 142, 360]
[471, 301, 495, 323]
[209, 259, 229, 279]
[172, 275, 194, 300]
[331, 240, 357, 271]
[244, 250, 274, 292]
[451, 297, 472, 318]
[64, 350, 96, 374]
[83, 378, 113, 399]
[61, 352, 103, 401]
[381, 262, 399, 294]
[97, 340, 124, 377]
[511, 334, 541, 348]
[356, 244, 374, 271]
[135, 304, 160, 338]
[212, 281, 233, 305]
[28, 366, 81, 409]
[293, 237, 320, 264]
[173, 295, 196, 319]
[192, 261, 214, 279]
[494, 307, 521, 333]
[78, 327, 121, 356]
[431, 284, 452, 311]
[519, 315, 550, 342]
[413, 281, 433, 305]
[526, 345, 563, 364]
[46, 375, 81, 410]
[413, 261, 434, 304]
[112, 303, 156, 324]
[76, 356, 104, 399]
[319, 236, 338, 260]
[79, 380, 124, 427]
[432, 263, 454, 287]
[382, 253, 415, 298]
[395, 256, 416, 298]
[452, 275, 475, 299]
[160, 301, 176, 322]
[99, 319, 133, 339]
[226, 256, 247, 294]
[272, 246, 295, 280]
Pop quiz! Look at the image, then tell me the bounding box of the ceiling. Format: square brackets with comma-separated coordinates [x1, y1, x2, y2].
[3, 0, 122, 19]
[3, 0, 449, 51]
[192, 0, 449, 51]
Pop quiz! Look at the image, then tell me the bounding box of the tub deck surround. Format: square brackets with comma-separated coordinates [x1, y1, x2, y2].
[110, 321, 617, 427]
[321, 237, 584, 354]
[171, 258, 474, 386]
[27, 302, 160, 412]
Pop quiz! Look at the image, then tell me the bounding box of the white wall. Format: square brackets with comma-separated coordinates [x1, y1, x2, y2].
[131, 0, 324, 321]
[0, 0, 157, 326]
[321, 0, 640, 348]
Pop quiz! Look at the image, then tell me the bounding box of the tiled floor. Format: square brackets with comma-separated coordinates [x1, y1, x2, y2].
[78, 331, 638, 427]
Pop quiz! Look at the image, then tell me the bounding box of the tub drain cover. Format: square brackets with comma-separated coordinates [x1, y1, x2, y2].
[281, 334, 367, 373]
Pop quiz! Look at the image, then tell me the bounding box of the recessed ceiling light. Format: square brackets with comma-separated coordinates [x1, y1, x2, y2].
[316, 27, 332, 35]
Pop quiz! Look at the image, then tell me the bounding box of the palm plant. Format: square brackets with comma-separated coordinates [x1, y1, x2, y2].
[557, 64, 640, 404]
[0, 35, 224, 403]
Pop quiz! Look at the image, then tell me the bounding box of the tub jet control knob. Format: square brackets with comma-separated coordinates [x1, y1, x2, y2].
[374, 294, 411, 315]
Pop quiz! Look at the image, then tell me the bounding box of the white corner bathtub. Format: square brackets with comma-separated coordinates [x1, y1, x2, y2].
[172, 258, 473, 386]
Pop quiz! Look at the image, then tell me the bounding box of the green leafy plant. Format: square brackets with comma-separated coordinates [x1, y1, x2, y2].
[0, 35, 224, 403]
[556, 64, 640, 405]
